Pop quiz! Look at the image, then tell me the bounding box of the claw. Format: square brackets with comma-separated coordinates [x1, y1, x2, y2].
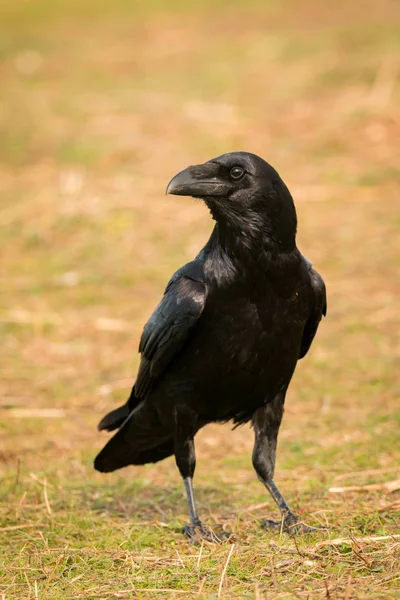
[182, 522, 231, 544]
[261, 513, 327, 535]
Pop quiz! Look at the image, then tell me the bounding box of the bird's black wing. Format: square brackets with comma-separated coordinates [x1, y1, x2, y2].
[135, 259, 207, 398]
[299, 262, 327, 360]
[97, 258, 207, 432]
[95, 260, 206, 468]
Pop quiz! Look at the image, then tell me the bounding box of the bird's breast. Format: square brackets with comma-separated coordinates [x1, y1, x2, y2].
[198, 283, 307, 367]
[160, 279, 310, 423]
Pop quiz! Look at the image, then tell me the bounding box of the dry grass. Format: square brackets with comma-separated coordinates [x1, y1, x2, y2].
[0, 0, 399, 598]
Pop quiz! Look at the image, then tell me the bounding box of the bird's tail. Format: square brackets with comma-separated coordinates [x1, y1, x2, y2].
[98, 404, 130, 432]
[97, 385, 140, 432]
[94, 400, 174, 473]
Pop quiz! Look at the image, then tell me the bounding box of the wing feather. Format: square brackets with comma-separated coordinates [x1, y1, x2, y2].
[135, 263, 206, 398]
[299, 264, 327, 360]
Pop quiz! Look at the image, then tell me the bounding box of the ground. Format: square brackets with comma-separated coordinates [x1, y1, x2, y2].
[0, 0, 399, 598]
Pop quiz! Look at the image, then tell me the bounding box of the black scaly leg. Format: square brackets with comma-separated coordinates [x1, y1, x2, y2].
[252, 391, 323, 534]
[173, 407, 228, 543]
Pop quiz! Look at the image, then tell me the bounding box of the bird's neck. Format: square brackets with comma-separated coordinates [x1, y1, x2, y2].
[203, 222, 299, 285]
[214, 213, 296, 257]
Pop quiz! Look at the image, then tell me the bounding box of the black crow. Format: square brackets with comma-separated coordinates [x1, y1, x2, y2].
[95, 152, 327, 541]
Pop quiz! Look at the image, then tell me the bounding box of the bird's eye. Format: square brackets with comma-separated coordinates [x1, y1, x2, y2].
[230, 166, 245, 180]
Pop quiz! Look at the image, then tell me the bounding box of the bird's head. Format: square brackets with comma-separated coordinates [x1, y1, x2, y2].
[166, 152, 297, 252]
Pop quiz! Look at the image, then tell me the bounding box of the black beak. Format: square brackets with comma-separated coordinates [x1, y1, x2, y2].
[166, 162, 226, 198]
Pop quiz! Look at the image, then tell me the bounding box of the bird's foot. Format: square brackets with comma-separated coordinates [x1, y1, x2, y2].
[261, 512, 326, 535]
[182, 520, 231, 544]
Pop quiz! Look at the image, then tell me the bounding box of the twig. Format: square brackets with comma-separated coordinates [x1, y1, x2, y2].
[323, 580, 331, 599]
[241, 502, 270, 513]
[269, 557, 277, 588]
[349, 535, 372, 568]
[334, 467, 400, 481]
[30, 473, 53, 517]
[269, 540, 319, 559]
[0, 523, 40, 532]
[24, 572, 32, 595]
[196, 540, 204, 571]
[329, 479, 400, 494]
[344, 575, 352, 600]
[375, 573, 400, 587]
[218, 543, 235, 599]
[175, 548, 185, 568]
[377, 502, 400, 513]
[315, 534, 400, 548]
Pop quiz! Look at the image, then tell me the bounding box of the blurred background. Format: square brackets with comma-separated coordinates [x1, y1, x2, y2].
[0, 0, 399, 597]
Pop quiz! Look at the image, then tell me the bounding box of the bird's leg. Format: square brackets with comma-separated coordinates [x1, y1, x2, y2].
[182, 473, 218, 542]
[252, 393, 322, 534]
[173, 409, 225, 543]
[183, 474, 200, 527]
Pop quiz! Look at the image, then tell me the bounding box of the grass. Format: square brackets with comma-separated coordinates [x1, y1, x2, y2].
[0, 0, 399, 597]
